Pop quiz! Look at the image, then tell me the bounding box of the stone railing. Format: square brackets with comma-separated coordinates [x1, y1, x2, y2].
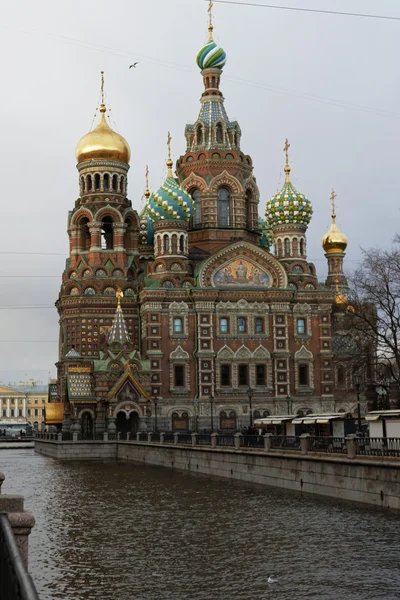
[35, 432, 400, 459]
[0, 472, 39, 599]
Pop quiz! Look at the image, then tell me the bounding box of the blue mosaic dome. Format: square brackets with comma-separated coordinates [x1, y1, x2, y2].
[147, 176, 194, 222]
[197, 41, 227, 70]
[139, 204, 155, 244]
[266, 180, 313, 227]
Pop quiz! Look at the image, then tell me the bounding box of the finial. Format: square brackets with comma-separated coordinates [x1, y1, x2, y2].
[283, 138, 291, 183]
[208, 0, 214, 41]
[116, 288, 123, 306]
[99, 71, 106, 113]
[144, 165, 150, 199]
[166, 131, 173, 177]
[330, 189, 337, 221]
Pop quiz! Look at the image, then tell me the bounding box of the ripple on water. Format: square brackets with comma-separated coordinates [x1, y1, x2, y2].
[1, 450, 400, 600]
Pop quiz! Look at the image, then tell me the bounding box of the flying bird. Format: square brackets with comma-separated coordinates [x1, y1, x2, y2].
[129, 63, 139, 69]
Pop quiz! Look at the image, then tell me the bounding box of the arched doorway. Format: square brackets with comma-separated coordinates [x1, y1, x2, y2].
[172, 412, 189, 431]
[81, 412, 93, 439]
[220, 411, 237, 431]
[116, 411, 139, 434]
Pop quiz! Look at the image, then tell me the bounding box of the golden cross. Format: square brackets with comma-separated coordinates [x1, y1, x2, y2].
[208, 0, 214, 40]
[101, 71, 105, 105]
[331, 189, 337, 217]
[283, 138, 290, 165]
[167, 131, 172, 160]
[116, 288, 123, 305]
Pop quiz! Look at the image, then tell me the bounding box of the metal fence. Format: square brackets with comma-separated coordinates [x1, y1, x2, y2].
[163, 433, 175, 443]
[197, 434, 212, 446]
[355, 437, 400, 457]
[241, 435, 264, 449]
[216, 435, 235, 447]
[177, 434, 193, 445]
[308, 437, 347, 454]
[270, 436, 301, 451]
[0, 514, 39, 600]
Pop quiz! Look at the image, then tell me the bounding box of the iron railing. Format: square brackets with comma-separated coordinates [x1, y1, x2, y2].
[216, 435, 235, 447]
[270, 436, 301, 451]
[177, 434, 193, 445]
[308, 437, 347, 454]
[151, 433, 161, 443]
[163, 433, 175, 443]
[0, 514, 40, 600]
[197, 434, 212, 446]
[355, 437, 400, 457]
[241, 435, 264, 448]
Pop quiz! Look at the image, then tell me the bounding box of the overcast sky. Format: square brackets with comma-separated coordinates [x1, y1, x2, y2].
[0, 0, 399, 386]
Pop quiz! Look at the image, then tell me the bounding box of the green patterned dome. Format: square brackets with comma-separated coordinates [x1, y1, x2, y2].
[266, 179, 313, 227]
[147, 176, 194, 222]
[197, 40, 227, 70]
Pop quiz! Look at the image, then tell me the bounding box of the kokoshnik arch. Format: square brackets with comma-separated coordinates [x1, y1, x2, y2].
[52, 5, 371, 437]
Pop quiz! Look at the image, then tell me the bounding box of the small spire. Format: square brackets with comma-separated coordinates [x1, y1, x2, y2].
[144, 165, 150, 199]
[283, 138, 291, 183]
[208, 0, 214, 41]
[330, 189, 337, 221]
[108, 289, 130, 344]
[167, 131, 173, 177]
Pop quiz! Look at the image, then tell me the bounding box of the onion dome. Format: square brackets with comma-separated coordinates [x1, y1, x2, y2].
[322, 191, 348, 254]
[197, 40, 227, 70]
[146, 135, 194, 222]
[76, 104, 131, 164]
[266, 140, 312, 227]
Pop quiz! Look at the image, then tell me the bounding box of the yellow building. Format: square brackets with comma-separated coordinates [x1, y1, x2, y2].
[0, 381, 49, 430]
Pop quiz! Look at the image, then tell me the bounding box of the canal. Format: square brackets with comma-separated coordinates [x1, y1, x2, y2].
[1, 449, 399, 600]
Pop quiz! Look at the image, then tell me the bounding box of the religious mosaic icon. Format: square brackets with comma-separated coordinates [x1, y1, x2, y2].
[212, 258, 271, 288]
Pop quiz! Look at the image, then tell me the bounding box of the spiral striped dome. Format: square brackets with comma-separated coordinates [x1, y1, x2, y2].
[266, 180, 313, 227]
[197, 41, 227, 70]
[147, 176, 194, 222]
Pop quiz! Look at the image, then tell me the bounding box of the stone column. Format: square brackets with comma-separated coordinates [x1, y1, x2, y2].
[174, 433, 179, 445]
[23, 397, 26, 418]
[191, 433, 197, 446]
[211, 432, 217, 448]
[160, 432, 165, 444]
[234, 432, 241, 450]
[264, 433, 272, 452]
[300, 434, 310, 455]
[147, 433, 152, 443]
[7, 398, 10, 418]
[346, 435, 357, 459]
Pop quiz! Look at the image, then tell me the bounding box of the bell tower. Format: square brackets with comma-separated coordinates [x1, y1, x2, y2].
[176, 1, 260, 254]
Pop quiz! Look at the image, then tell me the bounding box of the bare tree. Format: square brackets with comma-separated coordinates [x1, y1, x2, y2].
[347, 243, 400, 391]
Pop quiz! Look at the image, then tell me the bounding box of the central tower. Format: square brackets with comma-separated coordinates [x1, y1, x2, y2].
[176, 3, 260, 254]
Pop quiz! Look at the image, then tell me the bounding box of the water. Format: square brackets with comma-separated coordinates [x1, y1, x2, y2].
[1, 449, 400, 600]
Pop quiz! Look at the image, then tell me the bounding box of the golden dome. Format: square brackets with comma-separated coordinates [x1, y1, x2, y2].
[322, 220, 348, 254]
[76, 104, 131, 165]
[322, 189, 347, 254]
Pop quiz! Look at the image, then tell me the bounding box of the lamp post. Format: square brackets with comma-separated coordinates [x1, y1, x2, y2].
[247, 387, 254, 428]
[210, 394, 214, 432]
[354, 372, 362, 434]
[286, 394, 293, 415]
[153, 397, 158, 433]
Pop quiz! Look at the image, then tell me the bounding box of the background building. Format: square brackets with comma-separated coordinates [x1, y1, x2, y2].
[0, 380, 48, 429]
[51, 10, 372, 436]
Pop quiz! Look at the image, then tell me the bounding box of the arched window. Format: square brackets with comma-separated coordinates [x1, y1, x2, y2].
[337, 365, 345, 385]
[179, 235, 184, 253]
[300, 239, 304, 256]
[101, 217, 114, 250]
[284, 238, 291, 256]
[216, 123, 223, 144]
[246, 189, 253, 228]
[173, 318, 183, 334]
[163, 234, 169, 254]
[124, 216, 135, 253]
[103, 174, 110, 191]
[254, 410, 261, 420]
[218, 187, 230, 227]
[212, 76, 216, 87]
[192, 189, 201, 225]
[237, 317, 246, 333]
[197, 125, 203, 145]
[277, 239, 282, 257]
[171, 234, 178, 254]
[120, 176, 125, 195]
[94, 174, 101, 190]
[86, 175, 92, 192]
[220, 410, 237, 430]
[80, 177, 85, 195]
[112, 174, 118, 191]
[78, 217, 91, 252]
[297, 318, 306, 335]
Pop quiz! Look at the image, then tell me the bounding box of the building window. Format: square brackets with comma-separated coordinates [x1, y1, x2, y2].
[19, 409, 23, 417]
[256, 365, 266, 386]
[34, 399, 38, 404]
[220, 365, 231, 386]
[192, 189, 201, 225]
[2, 409, 6, 417]
[173, 317, 183, 334]
[300, 239, 304, 256]
[297, 318, 306, 335]
[174, 365, 185, 387]
[255, 318, 264, 334]
[299, 364, 309, 386]
[216, 122, 223, 143]
[284, 238, 290, 256]
[10, 409, 14, 417]
[218, 187, 230, 227]
[238, 365, 248, 386]
[237, 317, 246, 333]
[220, 318, 229, 334]
[27, 409, 31, 417]
[337, 365, 344, 385]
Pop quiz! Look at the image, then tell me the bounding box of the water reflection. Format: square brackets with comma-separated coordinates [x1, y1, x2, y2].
[1, 449, 399, 600]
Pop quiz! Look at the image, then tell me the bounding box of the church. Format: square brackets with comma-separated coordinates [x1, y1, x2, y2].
[52, 5, 361, 436]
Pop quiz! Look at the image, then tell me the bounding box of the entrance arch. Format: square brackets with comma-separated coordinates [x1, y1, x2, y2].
[116, 411, 139, 434]
[81, 412, 93, 438]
